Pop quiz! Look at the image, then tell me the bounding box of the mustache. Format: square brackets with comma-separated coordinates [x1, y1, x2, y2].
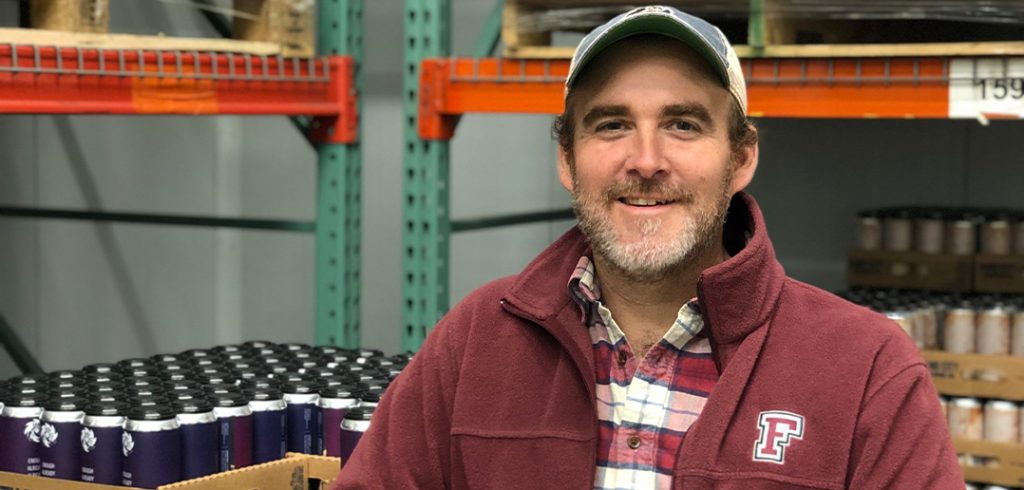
[599, 177, 696, 203]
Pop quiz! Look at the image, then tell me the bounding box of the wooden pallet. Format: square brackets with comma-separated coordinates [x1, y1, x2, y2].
[24, 0, 314, 57]
[502, 0, 1024, 59]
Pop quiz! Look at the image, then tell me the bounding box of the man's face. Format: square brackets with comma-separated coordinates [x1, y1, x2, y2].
[558, 36, 757, 281]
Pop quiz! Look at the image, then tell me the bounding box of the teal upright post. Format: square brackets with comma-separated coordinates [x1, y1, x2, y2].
[316, 0, 363, 348]
[403, 0, 452, 352]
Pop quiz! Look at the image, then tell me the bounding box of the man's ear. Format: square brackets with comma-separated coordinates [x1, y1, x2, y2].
[729, 136, 759, 195]
[557, 146, 574, 193]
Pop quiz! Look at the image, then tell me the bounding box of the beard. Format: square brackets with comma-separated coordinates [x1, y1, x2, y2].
[570, 166, 734, 283]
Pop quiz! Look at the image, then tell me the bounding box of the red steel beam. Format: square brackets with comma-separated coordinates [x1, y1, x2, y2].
[418, 57, 953, 140]
[0, 46, 356, 143]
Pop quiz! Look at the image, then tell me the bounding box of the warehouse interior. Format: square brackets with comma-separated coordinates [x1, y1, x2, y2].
[0, 0, 1022, 488]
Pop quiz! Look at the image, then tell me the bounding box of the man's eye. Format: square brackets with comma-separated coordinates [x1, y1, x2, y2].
[597, 121, 625, 132]
[672, 120, 698, 131]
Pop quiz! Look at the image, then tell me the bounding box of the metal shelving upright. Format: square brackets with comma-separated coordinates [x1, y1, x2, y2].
[0, 1, 364, 371]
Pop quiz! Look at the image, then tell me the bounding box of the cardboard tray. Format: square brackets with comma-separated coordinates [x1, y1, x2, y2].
[975, 254, 1024, 294]
[955, 438, 1024, 487]
[0, 453, 340, 490]
[847, 249, 973, 292]
[923, 350, 1024, 402]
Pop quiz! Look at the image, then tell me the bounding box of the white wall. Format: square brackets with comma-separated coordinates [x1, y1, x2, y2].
[1, 2, 1022, 378]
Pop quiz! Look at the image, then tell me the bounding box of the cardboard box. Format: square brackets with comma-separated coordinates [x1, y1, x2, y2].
[0, 453, 340, 490]
[975, 254, 1024, 294]
[923, 350, 1024, 401]
[847, 249, 973, 292]
[954, 438, 1024, 487]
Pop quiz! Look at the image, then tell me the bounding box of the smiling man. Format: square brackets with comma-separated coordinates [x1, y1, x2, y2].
[334, 6, 961, 489]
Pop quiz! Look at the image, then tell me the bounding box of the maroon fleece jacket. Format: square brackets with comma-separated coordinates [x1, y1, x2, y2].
[332, 193, 962, 489]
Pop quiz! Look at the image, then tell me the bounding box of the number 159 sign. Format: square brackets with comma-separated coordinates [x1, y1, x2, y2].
[949, 58, 1024, 119]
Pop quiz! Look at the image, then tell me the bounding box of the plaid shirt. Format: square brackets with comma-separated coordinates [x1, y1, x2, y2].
[568, 256, 720, 489]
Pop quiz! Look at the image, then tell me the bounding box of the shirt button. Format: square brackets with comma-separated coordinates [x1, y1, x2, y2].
[617, 350, 628, 367]
[627, 435, 642, 450]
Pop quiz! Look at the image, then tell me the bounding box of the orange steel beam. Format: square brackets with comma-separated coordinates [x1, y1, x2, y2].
[418, 57, 953, 140]
[0, 46, 356, 143]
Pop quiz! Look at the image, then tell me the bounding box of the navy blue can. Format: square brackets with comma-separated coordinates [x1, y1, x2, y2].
[122, 404, 181, 488]
[211, 392, 254, 471]
[39, 395, 87, 480]
[81, 400, 126, 485]
[283, 380, 322, 454]
[339, 406, 374, 464]
[174, 398, 218, 480]
[0, 390, 46, 475]
[247, 386, 287, 464]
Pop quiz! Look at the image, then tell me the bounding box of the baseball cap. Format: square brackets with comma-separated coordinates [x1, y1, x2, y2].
[565, 5, 747, 112]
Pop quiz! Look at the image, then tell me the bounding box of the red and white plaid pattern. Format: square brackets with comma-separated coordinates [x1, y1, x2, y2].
[568, 256, 720, 489]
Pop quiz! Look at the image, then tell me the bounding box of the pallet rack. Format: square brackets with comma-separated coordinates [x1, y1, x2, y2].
[0, 1, 365, 372]
[403, 0, 1024, 350]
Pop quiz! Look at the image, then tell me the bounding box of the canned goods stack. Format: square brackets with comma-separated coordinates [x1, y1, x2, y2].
[855, 207, 1024, 256]
[0, 342, 407, 487]
[837, 288, 1024, 356]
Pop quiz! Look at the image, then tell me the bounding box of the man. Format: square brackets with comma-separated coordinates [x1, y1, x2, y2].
[335, 6, 961, 489]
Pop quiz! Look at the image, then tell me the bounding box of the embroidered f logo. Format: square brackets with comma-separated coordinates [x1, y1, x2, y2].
[753, 411, 804, 464]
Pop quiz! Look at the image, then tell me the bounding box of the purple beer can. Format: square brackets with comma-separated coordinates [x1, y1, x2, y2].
[40, 395, 87, 480]
[211, 392, 254, 471]
[283, 380, 322, 454]
[174, 398, 218, 479]
[339, 406, 374, 465]
[81, 400, 126, 485]
[247, 386, 287, 464]
[319, 385, 362, 458]
[122, 404, 181, 488]
[0, 390, 46, 475]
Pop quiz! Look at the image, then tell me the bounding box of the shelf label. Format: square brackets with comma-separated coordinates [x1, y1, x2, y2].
[949, 58, 1024, 120]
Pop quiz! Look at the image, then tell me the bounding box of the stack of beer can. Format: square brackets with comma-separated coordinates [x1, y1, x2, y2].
[855, 207, 1024, 256]
[0, 342, 406, 487]
[837, 288, 1024, 356]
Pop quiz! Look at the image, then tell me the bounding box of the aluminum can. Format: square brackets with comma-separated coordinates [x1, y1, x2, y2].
[981, 216, 1012, 255]
[320, 385, 363, 458]
[211, 391, 254, 471]
[1011, 310, 1024, 357]
[983, 400, 1019, 443]
[883, 210, 913, 252]
[0, 391, 46, 474]
[174, 398, 218, 479]
[122, 404, 181, 488]
[947, 218, 977, 255]
[39, 396, 87, 479]
[914, 211, 945, 254]
[948, 397, 983, 440]
[339, 406, 374, 465]
[248, 387, 287, 464]
[944, 305, 976, 354]
[283, 380, 322, 454]
[80, 400, 126, 485]
[977, 305, 1012, 356]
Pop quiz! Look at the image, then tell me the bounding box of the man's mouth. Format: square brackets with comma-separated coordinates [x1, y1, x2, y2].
[618, 197, 675, 207]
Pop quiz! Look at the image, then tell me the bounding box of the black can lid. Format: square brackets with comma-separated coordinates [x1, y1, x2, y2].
[189, 358, 224, 369]
[85, 399, 126, 416]
[281, 342, 311, 352]
[260, 355, 291, 366]
[234, 368, 272, 381]
[209, 391, 249, 407]
[52, 379, 86, 392]
[4, 390, 47, 406]
[123, 366, 162, 379]
[212, 344, 245, 355]
[296, 359, 320, 369]
[89, 384, 119, 396]
[242, 340, 277, 350]
[343, 406, 375, 421]
[249, 346, 281, 357]
[116, 358, 154, 372]
[181, 348, 213, 359]
[44, 395, 88, 411]
[316, 375, 355, 390]
[320, 384, 365, 400]
[358, 348, 384, 358]
[169, 388, 207, 400]
[165, 380, 203, 391]
[195, 366, 231, 376]
[267, 364, 298, 375]
[313, 345, 340, 356]
[239, 376, 279, 392]
[127, 403, 177, 421]
[87, 393, 122, 405]
[48, 370, 84, 381]
[203, 383, 241, 397]
[359, 391, 382, 403]
[159, 361, 192, 372]
[124, 376, 163, 388]
[362, 378, 389, 389]
[222, 352, 249, 362]
[8, 374, 49, 387]
[83, 363, 117, 375]
[282, 379, 319, 394]
[85, 372, 123, 384]
[198, 374, 236, 387]
[277, 372, 310, 384]
[244, 386, 283, 400]
[172, 396, 214, 414]
[126, 386, 164, 398]
[150, 353, 181, 364]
